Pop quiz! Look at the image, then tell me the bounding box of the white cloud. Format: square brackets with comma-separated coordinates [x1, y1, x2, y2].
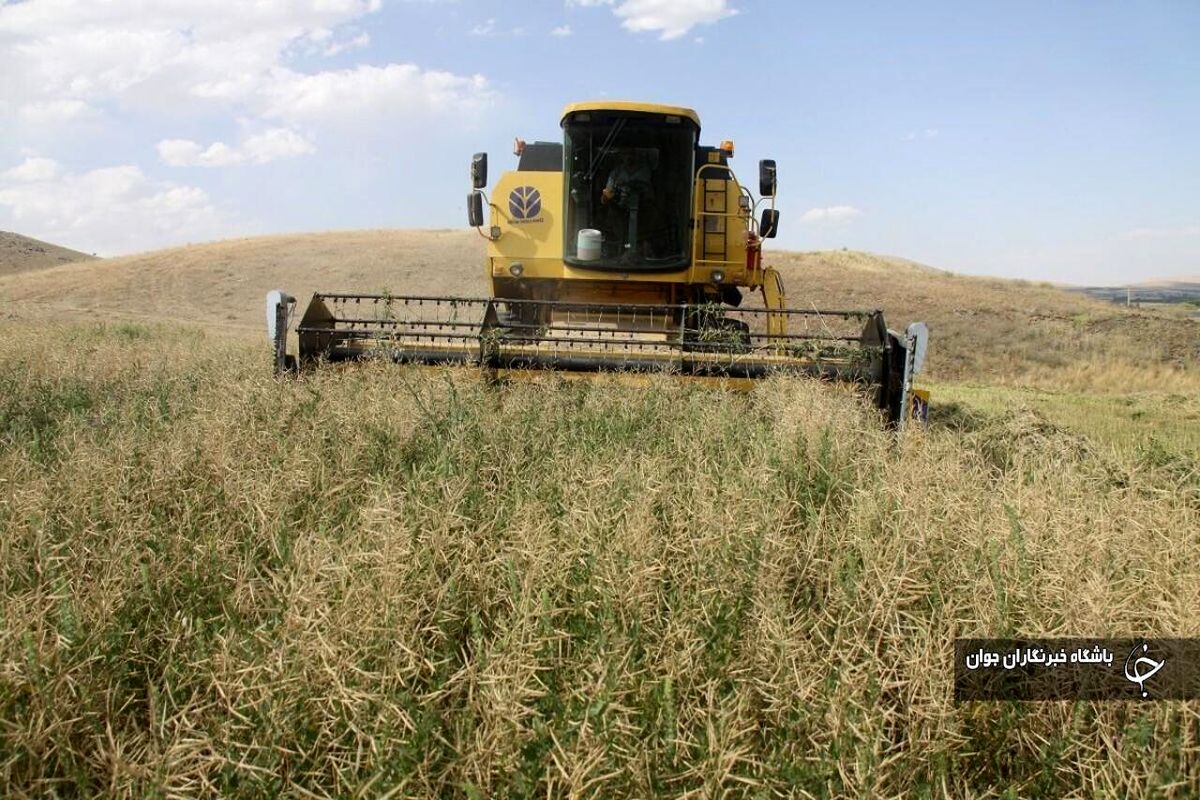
[627, 0, 737, 40]
[904, 128, 939, 141]
[17, 99, 94, 126]
[469, 18, 496, 36]
[0, 1, 495, 254]
[301, 29, 370, 56]
[468, 17, 527, 37]
[1123, 224, 1200, 240]
[567, 0, 736, 40]
[551, 25, 573, 36]
[0, 1, 494, 132]
[0, 157, 224, 255]
[1, 3, 365, 112]
[260, 65, 494, 124]
[157, 128, 315, 167]
[800, 206, 862, 224]
[2, 157, 62, 182]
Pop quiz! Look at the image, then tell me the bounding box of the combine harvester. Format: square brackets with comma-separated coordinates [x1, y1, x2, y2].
[268, 101, 928, 426]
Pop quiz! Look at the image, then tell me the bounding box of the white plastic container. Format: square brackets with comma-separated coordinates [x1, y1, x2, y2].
[576, 229, 602, 261]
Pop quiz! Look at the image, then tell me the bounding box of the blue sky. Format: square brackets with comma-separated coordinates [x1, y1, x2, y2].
[1, 0, 1197, 284]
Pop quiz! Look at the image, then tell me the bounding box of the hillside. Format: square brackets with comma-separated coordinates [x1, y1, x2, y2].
[0, 229, 483, 330]
[771, 250, 1198, 389]
[0, 231, 96, 275]
[0, 229, 1195, 389]
[1135, 274, 1200, 287]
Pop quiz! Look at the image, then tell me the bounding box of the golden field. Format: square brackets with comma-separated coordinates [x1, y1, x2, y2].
[1, 231, 1197, 797]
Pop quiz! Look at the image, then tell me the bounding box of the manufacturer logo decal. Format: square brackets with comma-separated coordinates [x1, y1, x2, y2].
[508, 186, 543, 223]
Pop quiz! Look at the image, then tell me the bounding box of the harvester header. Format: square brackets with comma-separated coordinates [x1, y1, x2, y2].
[268, 100, 928, 426]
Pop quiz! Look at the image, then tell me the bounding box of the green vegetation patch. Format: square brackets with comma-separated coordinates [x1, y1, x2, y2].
[931, 382, 1200, 458]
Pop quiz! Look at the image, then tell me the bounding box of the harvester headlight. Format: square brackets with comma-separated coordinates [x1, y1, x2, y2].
[509, 262, 524, 277]
[711, 269, 725, 283]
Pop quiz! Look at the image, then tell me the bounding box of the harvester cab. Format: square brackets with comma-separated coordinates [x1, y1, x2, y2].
[268, 100, 930, 427]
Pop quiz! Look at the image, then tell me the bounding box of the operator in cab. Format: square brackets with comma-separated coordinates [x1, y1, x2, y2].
[601, 149, 652, 206]
[601, 149, 656, 260]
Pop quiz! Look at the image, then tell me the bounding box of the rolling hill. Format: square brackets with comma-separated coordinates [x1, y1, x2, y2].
[0, 229, 483, 330]
[1, 229, 1194, 389]
[0, 231, 96, 275]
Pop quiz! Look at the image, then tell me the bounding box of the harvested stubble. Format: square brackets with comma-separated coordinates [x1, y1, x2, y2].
[1, 322, 1198, 798]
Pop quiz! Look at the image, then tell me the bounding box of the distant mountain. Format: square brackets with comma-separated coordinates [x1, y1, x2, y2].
[0, 231, 97, 275]
[1069, 279, 1200, 306]
[1132, 275, 1200, 288]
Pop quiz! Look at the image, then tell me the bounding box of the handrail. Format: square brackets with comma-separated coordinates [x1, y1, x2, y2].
[692, 161, 750, 259]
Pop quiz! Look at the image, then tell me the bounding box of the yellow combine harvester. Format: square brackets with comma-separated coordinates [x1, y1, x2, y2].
[267, 100, 929, 425]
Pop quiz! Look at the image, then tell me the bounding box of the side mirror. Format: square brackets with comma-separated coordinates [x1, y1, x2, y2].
[760, 208, 780, 238]
[758, 159, 777, 198]
[471, 152, 488, 189]
[467, 192, 484, 227]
